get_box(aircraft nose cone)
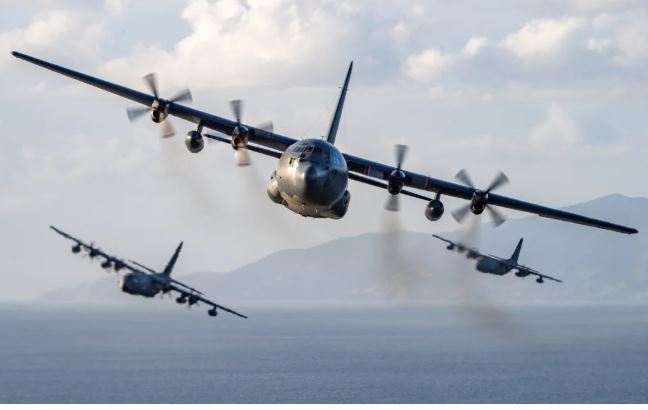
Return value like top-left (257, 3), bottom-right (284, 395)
top-left (296, 161), bottom-right (329, 204)
top-left (302, 163), bottom-right (319, 185)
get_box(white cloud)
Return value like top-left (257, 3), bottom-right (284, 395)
top-left (400, 9), bottom-right (648, 97)
top-left (501, 17), bottom-right (585, 60)
top-left (528, 105), bottom-right (580, 150)
top-left (402, 48), bottom-right (455, 83)
top-left (104, 0), bottom-right (129, 15)
top-left (462, 36), bottom-right (488, 56)
top-left (0, 6), bottom-right (118, 68)
top-left (99, 0), bottom-right (361, 89)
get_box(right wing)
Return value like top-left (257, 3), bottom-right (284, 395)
top-left (432, 234), bottom-right (483, 259)
top-left (12, 51), bottom-right (296, 153)
top-left (50, 225), bottom-right (136, 272)
top-left (169, 283), bottom-right (248, 319)
top-left (515, 265), bottom-right (563, 283)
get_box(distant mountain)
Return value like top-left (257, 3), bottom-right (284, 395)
top-left (39, 194), bottom-right (648, 305)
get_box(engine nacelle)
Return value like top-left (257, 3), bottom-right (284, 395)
top-left (71, 244), bottom-right (81, 254)
top-left (185, 131), bottom-right (204, 153)
top-left (208, 308), bottom-right (218, 317)
top-left (231, 125), bottom-right (249, 150)
top-left (176, 295), bottom-right (187, 304)
top-left (425, 199), bottom-right (444, 221)
top-left (387, 169), bottom-right (405, 195)
top-left (515, 270), bottom-right (530, 277)
top-left (536, 277), bottom-right (544, 284)
top-left (101, 260), bottom-right (112, 269)
top-left (188, 294), bottom-right (199, 306)
top-left (150, 100), bottom-right (168, 123)
top-left (470, 191), bottom-right (488, 215)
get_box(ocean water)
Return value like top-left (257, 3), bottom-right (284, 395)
top-left (1, 304), bottom-right (647, 403)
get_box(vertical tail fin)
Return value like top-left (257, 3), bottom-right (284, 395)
top-left (163, 241), bottom-right (183, 277)
top-left (509, 238), bottom-right (523, 264)
top-left (326, 61), bottom-right (353, 145)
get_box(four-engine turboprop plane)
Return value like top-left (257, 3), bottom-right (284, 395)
top-left (50, 226), bottom-right (247, 318)
top-left (13, 51), bottom-right (638, 234)
top-left (432, 234), bottom-right (562, 284)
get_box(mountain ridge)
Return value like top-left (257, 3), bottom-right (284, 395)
top-left (38, 193), bottom-right (648, 305)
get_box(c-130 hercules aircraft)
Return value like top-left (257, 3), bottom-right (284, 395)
top-left (12, 51), bottom-right (638, 235)
top-left (432, 234), bottom-right (562, 284)
top-left (51, 226), bottom-right (247, 319)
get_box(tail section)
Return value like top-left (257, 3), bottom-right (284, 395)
top-left (326, 61), bottom-right (353, 145)
top-left (509, 238), bottom-right (523, 264)
top-left (163, 241), bottom-right (183, 277)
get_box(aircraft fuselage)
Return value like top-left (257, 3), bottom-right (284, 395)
top-left (267, 138), bottom-right (350, 219)
top-left (119, 271), bottom-right (163, 297)
top-left (475, 256), bottom-right (512, 276)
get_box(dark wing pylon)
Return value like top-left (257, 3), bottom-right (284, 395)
top-left (16, 51), bottom-right (637, 235)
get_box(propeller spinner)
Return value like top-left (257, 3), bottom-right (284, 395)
top-left (126, 73), bottom-right (192, 138)
top-left (228, 99), bottom-right (273, 166)
top-left (385, 144), bottom-right (408, 212)
top-left (452, 169), bottom-right (509, 227)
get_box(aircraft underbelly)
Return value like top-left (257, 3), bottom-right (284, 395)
top-left (476, 258), bottom-right (508, 276)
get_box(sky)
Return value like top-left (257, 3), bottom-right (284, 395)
top-left (1, 0), bottom-right (648, 299)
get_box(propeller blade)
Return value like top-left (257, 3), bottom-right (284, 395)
top-left (452, 203), bottom-right (472, 223)
top-left (169, 88), bottom-right (193, 104)
top-left (126, 106), bottom-right (150, 122)
top-left (230, 99), bottom-right (243, 124)
top-left (143, 73), bottom-right (159, 99)
top-left (256, 121), bottom-right (274, 133)
top-left (385, 194), bottom-right (400, 212)
top-left (234, 148), bottom-right (251, 166)
top-left (160, 118), bottom-right (175, 138)
top-left (395, 144), bottom-right (408, 169)
top-left (486, 171), bottom-right (509, 193)
top-left (486, 205), bottom-right (507, 227)
top-left (455, 169), bottom-right (475, 189)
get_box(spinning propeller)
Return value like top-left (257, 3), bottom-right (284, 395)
top-left (385, 144), bottom-right (408, 212)
top-left (228, 99), bottom-right (273, 166)
top-left (452, 169), bottom-right (509, 227)
top-left (126, 73), bottom-right (193, 138)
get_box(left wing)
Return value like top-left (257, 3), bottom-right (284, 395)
top-left (17, 52), bottom-right (637, 235)
top-left (50, 225), bottom-right (136, 272)
top-left (169, 284), bottom-right (248, 319)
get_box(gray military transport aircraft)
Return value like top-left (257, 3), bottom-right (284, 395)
top-left (13, 51), bottom-right (638, 235)
top-left (50, 226), bottom-right (247, 318)
top-left (432, 234), bottom-right (562, 284)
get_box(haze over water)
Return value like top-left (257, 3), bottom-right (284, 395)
top-left (1, 304), bottom-right (647, 403)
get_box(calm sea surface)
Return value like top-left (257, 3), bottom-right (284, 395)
top-left (1, 304), bottom-right (647, 403)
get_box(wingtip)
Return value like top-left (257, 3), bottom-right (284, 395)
top-left (11, 51), bottom-right (20, 58)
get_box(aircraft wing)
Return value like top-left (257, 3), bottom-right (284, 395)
top-left (432, 234), bottom-right (483, 259)
top-left (11, 51), bottom-right (297, 152)
top-left (16, 52), bottom-right (637, 235)
top-left (515, 265), bottom-right (563, 283)
top-left (50, 226), bottom-right (136, 272)
top-left (169, 283), bottom-right (248, 319)
top-left (344, 155), bottom-right (637, 234)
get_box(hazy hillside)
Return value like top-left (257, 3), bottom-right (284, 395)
top-left (40, 194), bottom-right (648, 305)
